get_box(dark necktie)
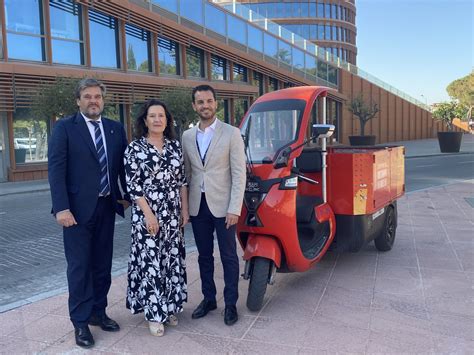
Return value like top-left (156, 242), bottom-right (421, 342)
top-left (90, 121), bottom-right (110, 196)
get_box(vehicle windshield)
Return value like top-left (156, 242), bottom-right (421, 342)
top-left (240, 99), bottom-right (306, 164)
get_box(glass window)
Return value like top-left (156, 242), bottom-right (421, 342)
top-left (318, 60), bottom-right (328, 82)
top-left (332, 4), bottom-right (337, 19)
top-left (325, 4), bottom-right (331, 18)
top-left (205, 3), bottom-right (226, 36)
top-left (5, 0), bottom-right (45, 61)
top-left (301, 2), bottom-right (309, 17)
top-left (328, 64), bottom-right (338, 85)
top-left (293, 48), bottom-right (304, 70)
top-left (325, 25), bottom-right (331, 40)
top-left (305, 53), bottom-right (317, 77)
top-left (233, 98), bottom-right (248, 127)
top-left (13, 108), bottom-right (49, 164)
top-left (233, 63), bottom-right (248, 82)
top-left (227, 16), bottom-right (246, 44)
top-left (309, 3), bottom-right (316, 17)
top-left (186, 45), bottom-right (205, 78)
top-left (332, 26), bottom-right (337, 41)
top-left (278, 40), bottom-right (291, 65)
top-left (89, 9), bottom-right (119, 68)
top-left (318, 24), bottom-right (324, 40)
top-left (317, 2), bottom-right (324, 18)
top-left (253, 72), bottom-right (264, 96)
top-left (263, 33), bottom-right (278, 59)
top-left (152, 0), bottom-right (177, 13)
top-left (7, 33), bottom-right (45, 61)
top-left (211, 54), bottom-right (228, 80)
top-left (158, 36), bottom-right (180, 75)
top-left (292, 3), bottom-right (300, 17)
top-left (275, 3), bottom-right (284, 17)
top-left (248, 24), bottom-right (263, 52)
top-left (268, 77), bottom-right (278, 92)
top-left (179, 0), bottom-right (203, 25)
top-left (50, 1), bottom-right (83, 65)
top-left (216, 99), bottom-right (229, 123)
top-left (125, 24), bottom-right (152, 72)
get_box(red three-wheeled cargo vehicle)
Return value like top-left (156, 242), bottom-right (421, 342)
top-left (237, 86), bottom-right (405, 311)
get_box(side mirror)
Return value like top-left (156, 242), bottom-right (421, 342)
top-left (312, 124), bottom-right (335, 141)
top-left (273, 146), bottom-right (292, 169)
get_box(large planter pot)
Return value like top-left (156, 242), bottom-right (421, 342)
top-left (349, 135), bottom-right (376, 146)
top-left (14, 148), bottom-right (26, 164)
top-left (437, 131), bottom-right (463, 153)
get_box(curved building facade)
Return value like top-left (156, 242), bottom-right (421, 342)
top-left (214, 0), bottom-right (357, 65)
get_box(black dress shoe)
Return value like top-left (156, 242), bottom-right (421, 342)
top-left (192, 299), bottom-right (217, 319)
top-left (224, 305), bottom-right (238, 326)
top-left (74, 326), bottom-right (94, 348)
top-left (89, 313), bottom-right (120, 332)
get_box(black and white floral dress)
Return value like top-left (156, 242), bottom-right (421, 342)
top-left (124, 137), bottom-right (187, 323)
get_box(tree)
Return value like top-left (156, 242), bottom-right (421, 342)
top-left (127, 44), bottom-right (137, 70)
top-left (159, 86), bottom-right (197, 136)
top-left (432, 101), bottom-right (467, 131)
top-left (447, 71), bottom-right (474, 120)
top-left (30, 77), bottom-right (78, 160)
top-left (347, 93), bottom-right (379, 136)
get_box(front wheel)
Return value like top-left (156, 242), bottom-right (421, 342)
top-left (374, 205), bottom-right (396, 251)
top-left (246, 257), bottom-right (272, 312)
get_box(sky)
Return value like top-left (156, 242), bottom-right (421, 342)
top-left (356, 0), bottom-right (473, 105)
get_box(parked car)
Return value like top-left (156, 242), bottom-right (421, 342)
top-left (14, 138), bottom-right (37, 151)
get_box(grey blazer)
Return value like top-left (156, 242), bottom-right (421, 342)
top-left (182, 119), bottom-right (246, 218)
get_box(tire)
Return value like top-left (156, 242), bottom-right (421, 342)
top-left (374, 206), bottom-right (396, 252)
top-left (246, 257), bottom-right (271, 312)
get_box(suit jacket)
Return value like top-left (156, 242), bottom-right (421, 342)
top-left (48, 112), bottom-right (129, 224)
top-left (182, 119), bottom-right (246, 218)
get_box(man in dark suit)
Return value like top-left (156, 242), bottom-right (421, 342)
top-left (48, 78), bottom-right (129, 349)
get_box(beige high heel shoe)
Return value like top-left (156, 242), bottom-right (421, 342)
top-left (167, 315), bottom-right (178, 326)
top-left (148, 321), bottom-right (164, 336)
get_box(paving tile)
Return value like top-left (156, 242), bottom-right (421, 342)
top-left (315, 302), bottom-right (371, 330)
top-left (302, 318), bottom-right (369, 353)
top-left (243, 316), bottom-right (309, 348)
top-left (328, 273), bottom-right (375, 293)
top-left (370, 307), bottom-right (432, 338)
top-left (417, 255), bottom-right (463, 271)
top-left (8, 313), bottom-right (71, 344)
top-left (366, 330), bottom-right (434, 354)
top-left (109, 327), bottom-right (185, 354)
top-left (0, 335), bottom-right (49, 353)
top-left (375, 263), bottom-right (420, 280)
top-left (19, 294), bottom-right (68, 316)
top-left (425, 294), bottom-right (474, 318)
top-left (434, 335), bottom-right (474, 354)
top-left (0, 309), bottom-right (45, 336)
top-left (175, 311), bottom-right (255, 339)
top-left (374, 276), bottom-right (424, 296)
top-left (430, 313), bottom-right (474, 341)
top-left (227, 339), bottom-right (300, 354)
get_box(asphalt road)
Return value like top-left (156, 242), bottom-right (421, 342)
top-left (0, 154), bottom-right (473, 312)
top-left (405, 154), bottom-right (474, 192)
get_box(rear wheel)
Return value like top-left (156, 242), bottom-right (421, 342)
top-left (246, 257), bottom-right (271, 312)
top-left (374, 206), bottom-right (396, 251)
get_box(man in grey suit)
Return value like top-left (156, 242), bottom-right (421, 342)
top-left (182, 84), bottom-right (246, 325)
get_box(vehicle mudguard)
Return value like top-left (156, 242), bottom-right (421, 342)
top-left (243, 234), bottom-right (282, 268)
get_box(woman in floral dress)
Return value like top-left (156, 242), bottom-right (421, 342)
top-left (124, 99), bottom-right (189, 336)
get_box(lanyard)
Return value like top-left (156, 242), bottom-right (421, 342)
top-left (196, 135), bottom-right (211, 165)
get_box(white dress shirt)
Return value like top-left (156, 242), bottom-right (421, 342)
top-left (196, 118), bottom-right (217, 192)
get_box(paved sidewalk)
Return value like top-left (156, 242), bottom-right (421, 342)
top-left (0, 180), bottom-right (473, 354)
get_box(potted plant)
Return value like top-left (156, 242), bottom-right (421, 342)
top-left (447, 71), bottom-right (473, 131)
top-left (347, 93), bottom-right (379, 146)
top-left (432, 101), bottom-right (466, 153)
